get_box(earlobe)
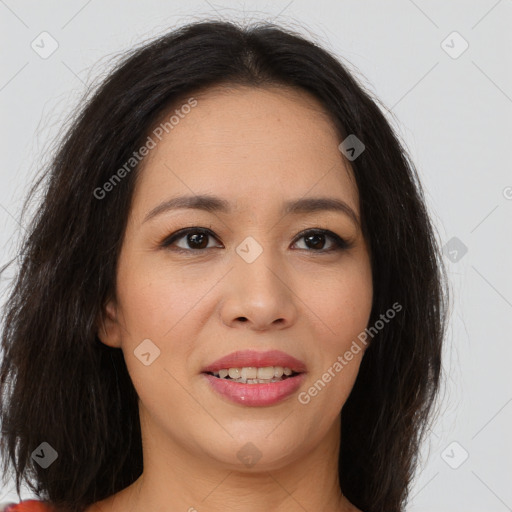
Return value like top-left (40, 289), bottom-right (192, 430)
top-left (96, 299), bottom-right (122, 348)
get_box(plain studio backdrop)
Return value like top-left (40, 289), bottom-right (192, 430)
top-left (0, 1), bottom-right (510, 511)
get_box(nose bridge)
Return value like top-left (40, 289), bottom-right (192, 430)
top-left (220, 233), bottom-right (297, 329)
top-left (233, 234), bottom-right (284, 293)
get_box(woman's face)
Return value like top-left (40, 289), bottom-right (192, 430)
top-left (100, 85), bottom-right (373, 472)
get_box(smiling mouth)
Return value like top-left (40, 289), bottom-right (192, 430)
top-left (204, 366), bottom-right (301, 384)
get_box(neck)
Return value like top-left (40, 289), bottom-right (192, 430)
top-left (102, 413), bottom-right (357, 512)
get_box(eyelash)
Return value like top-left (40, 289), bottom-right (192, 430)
top-left (159, 227), bottom-right (352, 255)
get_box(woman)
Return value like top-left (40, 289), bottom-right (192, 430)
top-left (0, 19), bottom-right (447, 512)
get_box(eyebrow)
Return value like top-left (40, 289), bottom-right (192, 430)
top-left (143, 194), bottom-right (360, 228)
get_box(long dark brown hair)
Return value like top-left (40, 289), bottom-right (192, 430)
top-left (0, 19), bottom-right (448, 512)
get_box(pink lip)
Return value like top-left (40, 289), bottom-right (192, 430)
top-left (201, 349), bottom-right (307, 373)
top-left (202, 372), bottom-right (306, 407)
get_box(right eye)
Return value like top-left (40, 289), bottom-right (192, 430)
top-left (160, 227), bottom-right (223, 252)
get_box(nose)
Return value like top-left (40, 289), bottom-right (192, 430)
top-left (219, 242), bottom-right (298, 332)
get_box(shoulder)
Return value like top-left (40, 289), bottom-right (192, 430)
top-left (0, 500), bottom-right (55, 511)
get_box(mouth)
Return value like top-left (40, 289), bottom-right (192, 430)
top-left (202, 370), bottom-right (306, 407)
top-left (203, 366), bottom-right (302, 384)
top-left (200, 350), bottom-right (307, 407)
top-left (201, 349), bottom-right (307, 375)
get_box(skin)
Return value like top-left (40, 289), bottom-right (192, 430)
top-left (88, 85), bottom-right (372, 512)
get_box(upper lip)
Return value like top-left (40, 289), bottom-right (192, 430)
top-left (202, 349), bottom-right (307, 373)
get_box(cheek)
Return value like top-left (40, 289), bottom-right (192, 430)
top-left (307, 259), bottom-right (373, 342)
top-left (315, 283), bottom-right (371, 385)
top-left (113, 263), bottom-right (207, 402)
top-left (326, 282), bottom-right (372, 332)
top-left (116, 269), bottom-right (204, 416)
top-left (298, 260), bottom-right (372, 411)
top-left (117, 258), bottom-right (208, 341)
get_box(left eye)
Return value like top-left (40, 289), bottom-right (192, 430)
top-left (161, 227), bottom-right (350, 253)
top-left (293, 229), bottom-right (350, 252)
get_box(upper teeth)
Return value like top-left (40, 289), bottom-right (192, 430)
top-left (213, 366), bottom-right (293, 380)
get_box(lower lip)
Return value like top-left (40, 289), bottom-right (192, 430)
top-left (202, 373), bottom-right (306, 407)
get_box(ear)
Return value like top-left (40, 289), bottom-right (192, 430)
top-left (96, 297), bottom-right (122, 348)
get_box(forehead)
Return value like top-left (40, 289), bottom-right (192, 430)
top-left (133, 85), bottom-right (359, 217)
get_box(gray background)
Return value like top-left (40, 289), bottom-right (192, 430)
top-left (0, 1), bottom-right (511, 510)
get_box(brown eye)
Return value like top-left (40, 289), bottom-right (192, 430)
top-left (292, 229), bottom-right (351, 252)
top-left (161, 228), bottom-right (221, 251)
top-left (161, 227), bottom-right (351, 254)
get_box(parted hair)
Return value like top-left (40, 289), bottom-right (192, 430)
top-left (0, 19), bottom-right (448, 512)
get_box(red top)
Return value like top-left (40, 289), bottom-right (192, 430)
top-left (2, 500), bottom-right (55, 512)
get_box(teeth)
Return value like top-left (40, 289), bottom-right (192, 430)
top-left (212, 366), bottom-right (295, 382)
top-left (257, 367), bottom-right (275, 379)
top-left (274, 366), bottom-right (284, 378)
top-left (228, 368), bottom-right (241, 379)
top-left (240, 367), bottom-right (258, 379)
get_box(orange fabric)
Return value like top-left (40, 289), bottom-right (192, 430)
top-left (4, 500), bottom-right (54, 512)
